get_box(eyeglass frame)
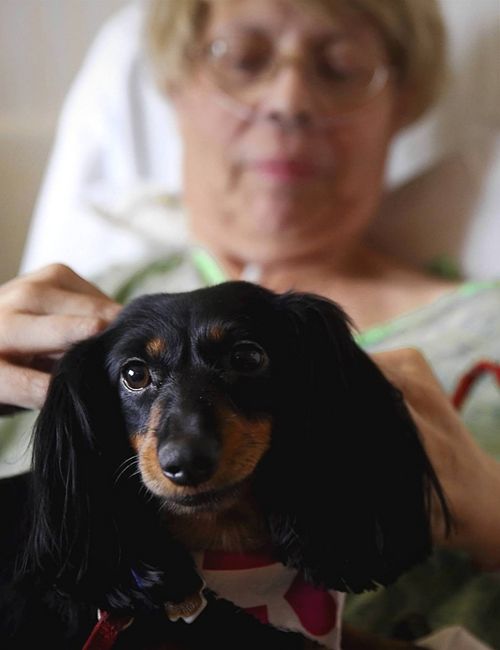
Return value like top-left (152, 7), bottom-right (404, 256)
top-left (188, 32), bottom-right (393, 118)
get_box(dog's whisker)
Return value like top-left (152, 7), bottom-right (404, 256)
top-left (113, 456), bottom-right (139, 484)
top-left (115, 456), bottom-right (137, 473)
top-left (114, 454), bottom-right (137, 475)
top-left (138, 482), bottom-right (156, 503)
top-left (158, 499), bottom-right (169, 511)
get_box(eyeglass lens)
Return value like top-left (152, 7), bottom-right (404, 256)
top-left (203, 29), bottom-right (388, 114)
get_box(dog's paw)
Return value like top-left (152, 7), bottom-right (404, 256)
top-left (128, 562), bottom-right (205, 610)
top-left (164, 589), bottom-right (207, 623)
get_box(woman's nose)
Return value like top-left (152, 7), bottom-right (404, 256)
top-left (258, 62), bottom-right (320, 128)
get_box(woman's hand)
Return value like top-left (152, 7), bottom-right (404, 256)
top-left (0, 264), bottom-right (121, 411)
top-left (373, 347), bottom-right (500, 571)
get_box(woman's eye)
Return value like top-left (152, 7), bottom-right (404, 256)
top-left (229, 341), bottom-right (268, 374)
top-left (209, 33), bottom-right (272, 77)
top-left (121, 360), bottom-right (152, 391)
top-left (231, 48), bottom-right (269, 74)
top-left (317, 39), bottom-right (375, 86)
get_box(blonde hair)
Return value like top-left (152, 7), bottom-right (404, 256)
top-left (145, 0), bottom-right (446, 125)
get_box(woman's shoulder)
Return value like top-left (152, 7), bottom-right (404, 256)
top-left (357, 276), bottom-right (500, 351)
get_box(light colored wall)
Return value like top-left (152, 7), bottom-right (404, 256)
top-left (0, 0), bottom-right (127, 283)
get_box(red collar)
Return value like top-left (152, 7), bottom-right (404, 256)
top-left (83, 610), bottom-right (186, 650)
top-left (82, 610), bottom-right (134, 650)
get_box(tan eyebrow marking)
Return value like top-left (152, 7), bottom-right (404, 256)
top-left (146, 337), bottom-right (167, 357)
top-left (208, 325), bottom-right (226, 342)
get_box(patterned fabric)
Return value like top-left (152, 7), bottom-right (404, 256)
top-left (194, 548), bottom-right (343, 649)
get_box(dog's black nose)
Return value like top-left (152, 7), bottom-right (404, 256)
top-left (158, 439), bottom-right (218, 487)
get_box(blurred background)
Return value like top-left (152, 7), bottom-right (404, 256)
top-left (0, 0), bottom-right (127, 283)
top-left (0, 0), bottom-right (499, 284)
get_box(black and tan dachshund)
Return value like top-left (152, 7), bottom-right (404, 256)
top-left (0, 281), bottom-right (449, 649)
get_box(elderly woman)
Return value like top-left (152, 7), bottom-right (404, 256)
top-left (1, 0), bottom-right (500, 647)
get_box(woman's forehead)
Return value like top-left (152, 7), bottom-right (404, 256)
top-left (204, 0), bottom-right (368, 36)
top-left (202, 0), bottom-right (387, 60)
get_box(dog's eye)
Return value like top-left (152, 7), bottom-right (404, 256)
top-left (121, 360), bottom-right (152, 391)
top-left (229, 341), bottom-right (268, 374)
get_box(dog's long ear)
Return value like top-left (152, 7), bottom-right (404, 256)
top-left (21, 325), bottom-right (203, 610)
top-left (257, 291), bottom-right (450, 593)
top-left (21, 330), bottom-right (133, 597)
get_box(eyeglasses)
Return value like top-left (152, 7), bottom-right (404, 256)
top-left (194, 30), bottom-right (390, 117)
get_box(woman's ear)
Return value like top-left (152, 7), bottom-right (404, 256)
top-left (257, 291), bottom-right (449, 593)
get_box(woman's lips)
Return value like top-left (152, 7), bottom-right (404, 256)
top-left (250, 158), bottom-right (318, 181)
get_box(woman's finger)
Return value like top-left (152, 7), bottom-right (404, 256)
top-left (0, 284), bottom-right (121, 320)
top-left (0, 264), bottom-right (115, 307)
top-left (0, 360), bottom-right (50, 410)
top-left (0, 312), bottom-right (111, 356)
top-left (14, 263), bottom-right (111, 298)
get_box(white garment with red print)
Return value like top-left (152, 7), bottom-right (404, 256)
top-left (193, 548), bottom-right (344, 649)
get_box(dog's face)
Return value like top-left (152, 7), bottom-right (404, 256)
top-left (28, 281), bottom-right (449, 596)
top-left (107, 283), bottom-right (285, 513)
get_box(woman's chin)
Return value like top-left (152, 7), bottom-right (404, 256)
top-left (240, 193), bottom-right (316, 234)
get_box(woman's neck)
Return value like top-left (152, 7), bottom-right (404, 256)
top-left (218, 239), bottom-right (370, 281)
top-left (214, 244), bottom-right (458, 331)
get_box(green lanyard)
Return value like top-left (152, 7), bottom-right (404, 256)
top-left (191, 247), bottom-right (227, 286)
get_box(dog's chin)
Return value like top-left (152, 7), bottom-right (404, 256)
top-left (162, 479), bottom-right (248, 515)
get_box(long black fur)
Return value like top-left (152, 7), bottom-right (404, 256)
top-left (0, 281), bottom-right (449, 648)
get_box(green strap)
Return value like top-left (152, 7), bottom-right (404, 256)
top-left (113, 248), bottom-right (228, 304)
top-left (191, 248), bottom-right (228, 286)
top-left (113, 254), bottom-right (185, 304)
top-left (355, 280), bottom-right (498, 348)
